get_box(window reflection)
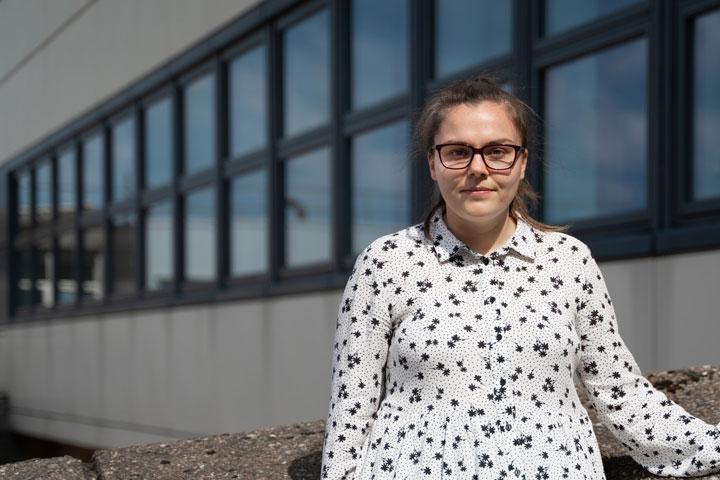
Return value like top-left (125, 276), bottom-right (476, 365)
top-left (112, 115), bottom-right (137, 202)
top-left (185, 188), bottom-right (216, 283)
top-left (36, 236), bottom-right (54, 307)
top-left (545, 0), bottom-right (638, 35)
top-left (145, 96), bottom-right (174, 189)
top-left (17, 171), bottom-right (31, 231)
top-left (111, 213), bottom-right (137, 296)
top-left (83, 133), bottom-right (105, 213)
top-left (231, 169), bottom-right (268, 276)
top-left (283, 10), bottom-right (329, 136)
top-left (81, 227), bottom-right (104, 300)
top-left (285, 147), bottom-right (330, 268)
top-left (36, 160), bottom-right (52, 224)
top-left (230, 46), bottom-right (267, 157)
top-left (352, 0), bottom-right (407, 109)
top-left (544, 39), bottom-right (647, 223)
top-left (692, 9), bottom-right (720, 200)
top-left (146, 201), bottom-right (174, 291)
top-left (58, 147), bottom-right (76, 223)
top-left (57, 231), bottom-right (77, 304)
top-left (15, 247), bottom-right (33, 308)
top-left (435, 0), bottom-right (511, 78)
top-left (352, 121), bottom-right (409, 254)
top-left (184, 73), bottom-right (216, 175)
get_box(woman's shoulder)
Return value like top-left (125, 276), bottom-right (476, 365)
top-left (528, 222), bottom-right (594, 266)
top-left (352, 222), bottom-right (431, 266)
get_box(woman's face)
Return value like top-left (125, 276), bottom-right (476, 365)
top-left (427, 101), bottom-right (527, 226)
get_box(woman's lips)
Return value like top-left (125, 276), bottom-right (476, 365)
top-left (462, 188), bottom-right (495, 197)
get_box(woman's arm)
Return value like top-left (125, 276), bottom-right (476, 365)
top-left (574, 244), bottom-right (720, 477)
top-left (320, 243), bottom-right (393, 480)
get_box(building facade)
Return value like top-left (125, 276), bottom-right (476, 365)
top-left (0, 0), bottom-right (719, 450)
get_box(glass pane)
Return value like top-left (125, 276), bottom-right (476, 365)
top-left (15, 247), bottom-right (33, 308)
top-left (82, 133), bottom-right (105, 213)
top-left (545, 0), bottom-right (638, 35)
top-left (435, 0), bottom-right (512, 78)
top-left (230, 46), bottom-right (267, 157)
top-left (544, 39), bottom-right (647, 223)
top-left (145, 96), bottom-right (174, 189)
top-left (82, 226), bottom-right (104, 300)
top-left (58, 147), bottom-right (76, 222)
top-left (112, 115), bottom-right (137, 202)
top-left (36, 236), bottom-right (54, 307)
top-left (352, 0), bottom-right (408, 109)
top-left (17, 171), bottom-right (31, 231)
top-left (283, 10), bottom-right (329, 136)
top-left (36, 160), bottom-right (52, 224)
top-left (285, 147), bottom-right (331, 267)
top-left (230, 169), bottom-right (268, 276)
top-left (693, 9), bottom-right (720, 200)
top-left (352, 121), bottom-right (409, 254)
top-left (57, 231), bottom-right (77, 304)
top-left (183, 73), bottom-right (216, 175)
top-left (111, 212), bottom-right (137, 296)
top-left (145, 201), bottom-right (174, 291)
top-left (185, 187), bottom-right (216, 283)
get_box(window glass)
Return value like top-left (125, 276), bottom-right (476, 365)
top-left (285, 147), bottom-right (331, 268)
top-left (229, 46), bottom-right (267, 157)
top-left (36, 236), bottom-right (54, 307)
top-left (17, 171), bottom-right (31, 231)
top-left (184, 187), bottom-right (216, 283)
top-left (544, 39), bottom-right (647, 223)
top-left (112, 115), bottom-right (136, 202)
top-left (82, 133), bottom-right (105, 213)
top-left (111, 212), bottom-right (137, 296)
top-left (15, 247), bottom-right (33, 308)
top-left (183, 73), bottom-right (216, 175)
top-left (545, 0), bottom-right (638, 35)
top-left (145, 96), bottom-right (174, 189)
top-left (145, 201), bottom-right (174, 291)
top-left (230, 169), bottom-right (268, 276)
top-left (58, 147), bottom-right (76, 223)
top-left (36, 160), bottom-right (53, 224)
top-left (351, 121), bottom-right (409, 254)
top-left (81, 226), bottom-right (104, 300)
top-left (435, 0), bottom-right (512, 78)
top-left (57, 231), bottom-right (77, 304)
top-left (352, 0), bottom-right (407, 109)
top-left (283, 10), bottom-right (329, 136)
top-left (692, 9), bottom-right (720, 200)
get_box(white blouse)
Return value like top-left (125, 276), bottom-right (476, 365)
top-left (320, 209), bottom-right (720, 479)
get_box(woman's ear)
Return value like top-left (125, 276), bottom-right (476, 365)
top-left (427, 152), bottom-right (437, 181)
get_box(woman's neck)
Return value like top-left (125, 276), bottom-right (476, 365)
top-left (443, 207), bottom-right (516, 257)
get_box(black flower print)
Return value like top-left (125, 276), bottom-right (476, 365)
top-left (320, 211), bottom-right (720, 479)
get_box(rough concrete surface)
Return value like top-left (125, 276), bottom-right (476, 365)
top-left (1, 365), bottom-right (720, 479)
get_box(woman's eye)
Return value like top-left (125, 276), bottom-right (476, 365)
top-left (448, 148), bottom-right (469, 158)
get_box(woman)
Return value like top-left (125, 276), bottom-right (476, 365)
top-left (319, 76), bottom-right (720, 479)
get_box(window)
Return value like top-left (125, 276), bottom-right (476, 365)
top-left (544, 39), bottom-right (647, 223)
top-left (58, 147), bottom-right (76, 223)
top-left (144, 96), bottom-right (174, 189)
top-left (57, 231), bottom-right (77, 304)
top-left (691, 8), bottom-right (720, 201)
top-left (434, 0), bottom-right (511, 78)
top-left (544, 0), bottom-right (639, 36)
top-left (16, 171), bottom-right (31, 231)
top-left (284, 147), bottom-right (331, 268)
top-left (111, 212), bottom-right (137, 296)
top-left (351, 121), bottom-right (409, 254)
top-left (230, 170), bottom-right (268, 277)
top-left (82, 133), bottom-right (105, 213)
top-left (183, 73), bottom-right (216, 175)
top-left (145, 201), bottom-right (174, 291)
top-left (111, 114), bottom-right (137, 202)
top-left (351, 0), bottom-right (408, 109)
top-left (81, 226), bottom-right (104, 301)
top-left (184, 187), bottom-right (216, 283)
top-left (15, 247), bottom-right (33, 308)
top-left (36, 160), bottom-right (53, 225)
top-left (229, 46), bottom-right (267, 157)
top-left (283, 10), bottom-right (329, 136)
top-left (36, 236), bottom-right (54, 307)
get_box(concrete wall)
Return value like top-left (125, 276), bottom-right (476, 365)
top-left (0, 0), bottom-right (260, 166)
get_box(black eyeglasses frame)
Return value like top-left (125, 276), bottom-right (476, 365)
top-left (430, 143), bottom-right (527, 170)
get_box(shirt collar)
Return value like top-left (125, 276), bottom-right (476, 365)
top-left (428, 208), bottom-right (537, 263)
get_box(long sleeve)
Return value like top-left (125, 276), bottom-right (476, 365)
top-left (320, 244), bottom-right (394, 480)
top-left (573, 245), bottom-right (720, 477)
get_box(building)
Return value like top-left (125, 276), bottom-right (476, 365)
top-left (0, 0), bottom-right (719, 452)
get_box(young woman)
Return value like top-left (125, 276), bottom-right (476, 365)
top-left (320, 76), bottom-right (720, 479)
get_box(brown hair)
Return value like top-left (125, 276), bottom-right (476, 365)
top-left (414, 74), bottom-right (569, 238)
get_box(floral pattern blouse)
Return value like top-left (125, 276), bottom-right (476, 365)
top-left (320, 209), bottom-right (720, 480)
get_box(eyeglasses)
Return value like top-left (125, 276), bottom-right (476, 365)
top-left (431, 143), bottom-right (527, 170)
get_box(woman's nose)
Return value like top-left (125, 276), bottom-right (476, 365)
top-left (467, 152), bottom-right (489, 176)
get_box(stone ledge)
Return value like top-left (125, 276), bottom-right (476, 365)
top-left (1, 365), bottom-right (719, 479)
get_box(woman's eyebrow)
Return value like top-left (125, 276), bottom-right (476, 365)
top-left (440, 138), bottom-right (517, 145)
